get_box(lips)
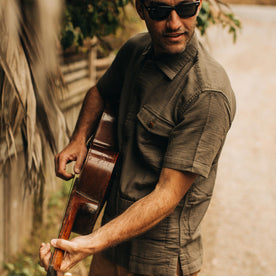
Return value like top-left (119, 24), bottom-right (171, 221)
top-left (164, 32), bottom-right (184, 37)
top-left (163, 32), bottom-right (185, 42)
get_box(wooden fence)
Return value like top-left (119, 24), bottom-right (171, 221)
top-left (0, 41), bottom-right (114, 272)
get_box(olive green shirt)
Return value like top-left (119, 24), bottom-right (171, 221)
top-left (97, 32), bottom-right (236, 275)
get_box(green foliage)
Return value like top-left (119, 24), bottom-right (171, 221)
top-left (61, 0), bottom-right (131, 50)
top-left (3, 254), bottom-right (45, 276)
top-left (197, 0), bottom-right (241, 43)
top-left (223, 12), bottom-right (242, 42)
top-left (47, 179), bottom-right (72, 208)
top-left (197, 1), bottom-right (215, 36)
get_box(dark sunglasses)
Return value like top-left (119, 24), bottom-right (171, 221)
top-left (142, 1), bottom-right (200, 21)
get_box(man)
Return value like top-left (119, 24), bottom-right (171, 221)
top-left (40, 0), bottom-right (236, 275)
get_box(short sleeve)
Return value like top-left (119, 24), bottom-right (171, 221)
top-left (163, 92), bottom-right (232, 178)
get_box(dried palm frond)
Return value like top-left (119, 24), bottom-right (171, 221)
top-left (0, 0), bottom-right (68, 191)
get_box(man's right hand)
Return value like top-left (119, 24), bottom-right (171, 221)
top-left (54, 140), bottom-right (88, 180)
top-left (54, 86), bottom-right (104, 180)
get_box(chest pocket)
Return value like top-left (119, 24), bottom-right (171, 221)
top-left (136, 105), bottom-right (174, 170)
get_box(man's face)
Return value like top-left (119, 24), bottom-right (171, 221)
top-left (136, 0), bottom-right (202, 56)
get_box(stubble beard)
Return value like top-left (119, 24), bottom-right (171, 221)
top-left (154, 23), bottom-right (196, 56)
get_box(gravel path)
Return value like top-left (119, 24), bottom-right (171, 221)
top-left (200, 5), bottom-right (276, 276)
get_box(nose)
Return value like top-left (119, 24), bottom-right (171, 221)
top-left (166, 10), bottom-right (182, 30)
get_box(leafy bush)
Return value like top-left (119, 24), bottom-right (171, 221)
top-left (197, 1), bottom-right (241, 42)
top-left (61, 0), bottom-right (131, 50)
top-left (3, 255), bottom-right (45, 276)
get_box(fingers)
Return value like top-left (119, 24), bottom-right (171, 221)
top-left (74, 150), bottom-right (87, 174)
top-left (50, 237), bottom-right (91, 272)
top-left (54, 143), bottom-right (88, 180)
top-left (55, 153), bottom-right (75, 180)
top-left (51, 239), bottom-right (76, 253)
top-left (39, 239), bottom-right (78, 273)
top-left (51, 239), bottom-right (76, 272)
top-left (39, 242), bottom-right (51, 271)
top-left (51, 238), bottom-right (75, 253)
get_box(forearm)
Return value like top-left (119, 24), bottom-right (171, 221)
top-left (90, 187), bottom-right (173, 251)
top-left (71, 86), bottom-right (104, 143)
top-left (86, 169), bottom-right (197, 254)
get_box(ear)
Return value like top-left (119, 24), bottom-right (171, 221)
top-left (136, 0), bottom-right (145, 20)
top-left (196, 0), bottom-right (203, 16)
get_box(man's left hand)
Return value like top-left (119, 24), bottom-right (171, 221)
top-left (39, 236), bottom-right (92, 272)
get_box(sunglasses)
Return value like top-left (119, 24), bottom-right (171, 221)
top-left (141, 1), bottom-right (200, 21)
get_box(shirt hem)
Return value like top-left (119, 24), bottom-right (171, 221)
top-left (162, 159), bottom-right (210, 178)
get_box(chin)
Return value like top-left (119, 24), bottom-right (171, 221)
top-left (168, 47), bottom-right (186, 55)
top-left (161, 44), bottom-right (187, 55)
top-left (157, 38), bottom-right (189, 55)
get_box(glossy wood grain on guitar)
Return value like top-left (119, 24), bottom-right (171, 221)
top-left (47, 107), bottom-right (119, 275)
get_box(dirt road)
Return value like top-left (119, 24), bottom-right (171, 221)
top-left (200, 5), bottom-right (276, 276)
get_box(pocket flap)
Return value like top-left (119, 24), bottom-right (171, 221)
top-left (137, 106), bottom-right (174, 137)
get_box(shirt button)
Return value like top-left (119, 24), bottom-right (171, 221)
top-left (148, 121), bottom-right (154, 128)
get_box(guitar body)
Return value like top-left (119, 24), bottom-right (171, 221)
top-left (72, 109), bottom-right (119, 235)
top-left (47, 106), bottom-right (118, 274)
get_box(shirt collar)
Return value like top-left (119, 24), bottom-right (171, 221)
top-left (142, 32), bottom-right (199, 80)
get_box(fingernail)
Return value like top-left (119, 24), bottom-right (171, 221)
top-left (75, 168), bottom-right (80, 173)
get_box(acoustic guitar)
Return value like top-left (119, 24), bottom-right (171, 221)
top-left (47, 106), bottom-right (119, 275)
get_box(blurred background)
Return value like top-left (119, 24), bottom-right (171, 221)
top-left (200, 4), bottom-right (276, 276)
top-left (0, 0), bottom-right (275, 275)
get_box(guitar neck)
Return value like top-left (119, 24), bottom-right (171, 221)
top-left (48, 180), bottom-right (81, 271)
